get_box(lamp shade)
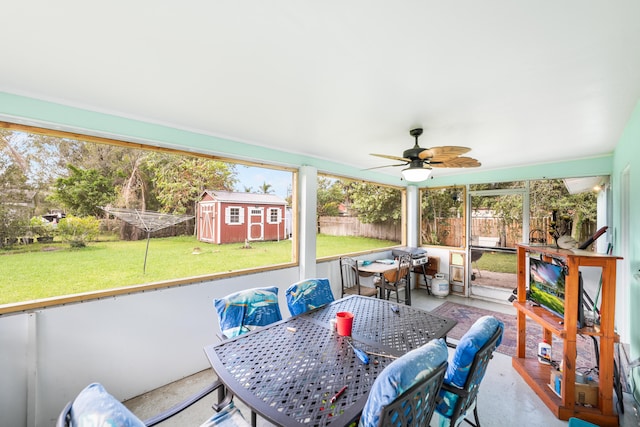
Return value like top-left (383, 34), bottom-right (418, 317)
top-left (401, 166), bottom-right (432, 182)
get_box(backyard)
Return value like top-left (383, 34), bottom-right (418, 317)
top-left (0, 234), bottom-right (398, 304)
top-left (474, 251), bottom-right (517, 274)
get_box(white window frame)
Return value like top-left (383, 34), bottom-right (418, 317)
top-left (267, 207), bottom-right (281, 224)
top-left (225, 206), bottom-right (244, 225)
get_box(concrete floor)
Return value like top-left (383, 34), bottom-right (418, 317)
top-left (124, 290), bottom-right (639, 427)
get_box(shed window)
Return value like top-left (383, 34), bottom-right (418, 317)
top-left (268, 208), bottom-right (281, 224)
top-left (225, 206), bottom-right (244, 224)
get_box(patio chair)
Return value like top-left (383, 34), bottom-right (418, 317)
top-left (213, 286), bottom-right (282, 339)
top-left (56, 381), bottom-right (225, 427)
top-left (433, 315), bottom-right (504, 427)
top-left (567, 418), bottom-right (599, 427)
top-left (375, 253), bottom-right (412, 304)
top-left (285, 277), bottom-right (335, 316)
top-left (359, 338), bottom-right (449, 427)
top-left (213, 286), bottom-right (283, 426)
top-left (202, 341), bottom-right (448, 427)
top-left (339, 256), bottom-right (379, 298)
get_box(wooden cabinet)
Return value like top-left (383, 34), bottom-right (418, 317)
top-left (512, 244), bottom-right (621, 426)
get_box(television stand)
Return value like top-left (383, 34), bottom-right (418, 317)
top-left (512, 244), bottom-right (621, 426)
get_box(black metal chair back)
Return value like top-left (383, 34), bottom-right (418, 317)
top-left (340, 256), bottom-right (378, 297)
top-left (378, 253), bottom-right (412, 304)
top-left (56, 402), bottom-right (72, 427)
top-left (378, 361), bottom-right (448, 427)
top-left (440, 325), bottom-right (503, 427)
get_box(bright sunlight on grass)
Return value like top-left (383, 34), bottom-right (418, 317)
top-left (475, 251), bottom-right (517, 274)
top-left (1, 234), bottom-right (398, 304)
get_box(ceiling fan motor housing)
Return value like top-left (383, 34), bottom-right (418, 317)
top-left (368, 126), bottom-right (479, 172)
top-left (403, 147), bottom-right (427, 161)
top-left (404, 128), bottom-right (427, 160)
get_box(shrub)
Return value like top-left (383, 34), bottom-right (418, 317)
top-left (57, 215), bottom-right (100, 248)
top-left (29, 217), bottom-right (56, 242)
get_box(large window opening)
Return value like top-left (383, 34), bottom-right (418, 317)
top-left (420, 186), bottom-right (466, 248)
top-left (467, 178), bottom-right (602, 292)
top-left (468, 185), bottom-right (525, 291)
top-left (0, 124), bottom-right (296, 306)
top-left (316, 175), bottom-right (403, 258)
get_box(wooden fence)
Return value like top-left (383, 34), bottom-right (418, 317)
top-left (326, 214), bottom-right (597, 248)
top-left (318, 216), bottom-right (401, 242)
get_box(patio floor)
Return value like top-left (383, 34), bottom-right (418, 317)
top-left (124, 291), bottom-right (638, 426)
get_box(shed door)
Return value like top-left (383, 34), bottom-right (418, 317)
top-left (248, 207), bottom-right (264, 240)
top-left (199, 203), bottom-right (215, 242)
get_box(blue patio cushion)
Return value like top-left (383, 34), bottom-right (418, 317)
top-left (70, 382), bottom-right (145, 427)
top-left (285, 278), bottom-right (335, 316)
top-left (214, 286), bottom-right (282, 338)
top-left (436, 315), bottom-right (504, 419)
top-left (359, 338), bottom-right (449, 427)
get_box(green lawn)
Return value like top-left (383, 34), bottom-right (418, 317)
top-left (474, 251), bottom-right (517, 274)
top-left (1, 234), bottom-right (398, 304)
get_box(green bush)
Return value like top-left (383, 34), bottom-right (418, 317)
top-left (57, 215), bottom-right (100, 248)
top-left (29, 217), bottom-right (56, 242)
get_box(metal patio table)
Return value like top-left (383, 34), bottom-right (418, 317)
top-left (357, 260), bottom-right (413, 306)
top-left (203, 295), bottom-right (457, 427)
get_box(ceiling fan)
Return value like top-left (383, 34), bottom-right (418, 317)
top-left (369, 128), bottom-right (481, 182)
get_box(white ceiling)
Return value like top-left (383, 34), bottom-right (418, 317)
top-left (2, 1), bottom-right (640, 180)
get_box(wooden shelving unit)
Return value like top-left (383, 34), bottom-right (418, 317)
top-left (512, 244), bottom-right (621, 426)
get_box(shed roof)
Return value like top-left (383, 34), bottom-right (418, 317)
top-left (200, 190), bottom-right (287, 206)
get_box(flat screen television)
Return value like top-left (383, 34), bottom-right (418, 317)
top-left (529, 258), bottom-right (585, 327)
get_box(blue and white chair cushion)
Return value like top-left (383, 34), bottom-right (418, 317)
top-left (214, 286), bottom-right (282, 338)
top-left (69, 382), bottom-right (145, 427)
top-left (435, 315), bottom-right (504, 420)
top-left (359, 338), bottom-right (449, 427)
top-left (286, 278), bottom-right (334, 316)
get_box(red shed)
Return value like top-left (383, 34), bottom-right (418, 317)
top-left (197, 190), bottom-right (288, 244)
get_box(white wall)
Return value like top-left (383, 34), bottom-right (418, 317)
top-left (0, 255), bottom-right (386, 427)
top-left (0, 267), bottom-right (305, 427)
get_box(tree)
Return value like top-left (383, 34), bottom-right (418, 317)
top-left (345, 181), bottom-right (402, 224)
top-left (317, 177), bottom-right (344, 217)
top-left (469, 179), bottom-right (597, 245)
top-left (0, 130), bottom-right (28, 175)
top-left (144, 153), bottom-right (237, 215)
top-left (50, 165), bottom-right (117, 217)
top-left (421, 187), bottom-right (463, 245)
top-left (259, 181), bottom-right (273, 194)
top-left (57, 215), bottom-right (100, 248)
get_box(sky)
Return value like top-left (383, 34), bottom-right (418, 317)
top-left (233, 165), bottom-right (292, 199)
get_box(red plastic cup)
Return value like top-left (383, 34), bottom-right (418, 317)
top-left (336, 311), bottom-right (354, 336)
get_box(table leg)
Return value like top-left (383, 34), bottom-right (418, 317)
top-left (406, 270), bottom-right (411, 306)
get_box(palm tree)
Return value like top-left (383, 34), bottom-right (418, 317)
top-left (259, 182), bottom-right (273, 194)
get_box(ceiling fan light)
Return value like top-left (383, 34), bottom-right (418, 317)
top-left (401, 166), bottom-right (432, 182)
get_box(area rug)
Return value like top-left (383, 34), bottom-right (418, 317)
top-left (431, 301), bottom-right (598, 377)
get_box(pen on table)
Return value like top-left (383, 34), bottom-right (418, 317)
top-left (330, 385), bottom-right (348, 403)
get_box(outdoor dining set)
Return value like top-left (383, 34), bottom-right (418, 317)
top-left (56, 275), bottom-right (504, 427)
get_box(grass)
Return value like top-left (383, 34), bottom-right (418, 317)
top-left (1, 234), bottom-right (398, 305)
top-left (316, 234), bottom-right (398, 257)
top-left (474, 251), bottom-right (517, 274)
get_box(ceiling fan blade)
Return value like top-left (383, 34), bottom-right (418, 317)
top-left (418, 146), bottom-right (471, 161)
top-left (363, 163), bottom-right (409, 171)
top-left (371, 153), bottom-right (410, 162)
top-left (430, 157), bottom-right (481, 168)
